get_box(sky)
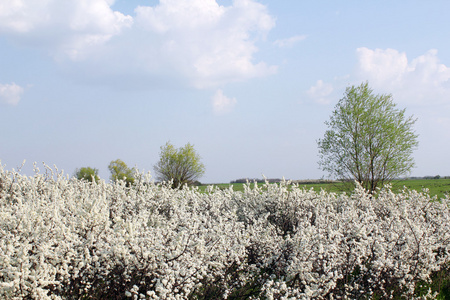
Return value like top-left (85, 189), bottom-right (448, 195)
top-left (1, 0), bottom-right (450, 183)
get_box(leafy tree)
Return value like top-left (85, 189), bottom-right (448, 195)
top-left (108, 159), bottom-right (135, 186)
top-left (74, 167), bottom-right (100, 183)
top-left (317, 82), bottom-right (418, 193)
top-left (153, 141), bottom-right (205, 188)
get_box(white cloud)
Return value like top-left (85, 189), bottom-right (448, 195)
top-left (0, 0), bottom-right (133, 60)
top-left (212, 89), bottom-right (237, 114)
top-left (307, 80), bottom-right (334, 105)
top-left (133, 0), bottom-right (277, 88)
top-left (274, 35), bottom-right (306, 48)
top-left (356, 48), bottom-right (408, 88)
top-left (356, 47), bottom-right (450, 105)
top-left (0, 0), bottom-right (277, 89)
top-left (0, 83), bottom-right (24, 105)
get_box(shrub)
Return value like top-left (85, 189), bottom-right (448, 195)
top-left (1, 164), bottom-right (449, 299)
top-left (74, 166), bottom-right (100, 183)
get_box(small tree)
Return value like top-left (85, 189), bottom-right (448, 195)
top-left (317, 82), bottom-right (418, 193)
top-left (108, 159), bottom-right (135, 186)
top-left (74, 167), bottom-right (100, 183)
top-left (153, 141), bottom-right (205, 188)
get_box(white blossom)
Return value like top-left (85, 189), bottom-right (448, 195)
top-left (0, 163), bottom-right (449, 299)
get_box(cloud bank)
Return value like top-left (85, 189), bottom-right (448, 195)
top-left (308, 48), bottom-right (450, 107)
top-left (0, 0), bottom-right (277, 89)
top-left (0, 0), bottom-right (133, 60)
top-left (356, 47), bottom-right (450, 105)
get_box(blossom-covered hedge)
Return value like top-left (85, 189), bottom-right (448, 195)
top-left (1, 164), bottom-right (450, 299)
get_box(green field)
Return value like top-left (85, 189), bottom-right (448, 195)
top-left (199, 178), bottom-right (450, 199)
top-left (390, 178), bottom-right (450, 199)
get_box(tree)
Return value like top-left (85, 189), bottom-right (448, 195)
top-left (317, 82), bottom-right (418, 193)
top-left (108, 159), bottom-right (135, 186)
top-left (74, 167), bottom-right (100, 183)
top-left (153, 141), bottom-right (205, 188)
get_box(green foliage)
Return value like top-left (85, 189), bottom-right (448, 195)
top-left (153, 141), bottom-right (205, 189)
top-left (415, 263), bottom-right (450, 299)
top-left (317, 82), bottom-right (419, 193)
top-left (74, 167), bottom-right (100, 183)
top-left (108, 159), bottom-right (135, 186)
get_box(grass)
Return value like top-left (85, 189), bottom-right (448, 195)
top-left (390, 178), bottom-right (450, 199)
top-left (198, 178), bottom-right (450, 199)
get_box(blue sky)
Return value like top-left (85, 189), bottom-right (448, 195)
top-left (1, 0), bottom-right (449, 183)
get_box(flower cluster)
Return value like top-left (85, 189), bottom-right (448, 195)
top-left (1, 164), bottom-right (449, 299)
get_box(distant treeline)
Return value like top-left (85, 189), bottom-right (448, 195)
top-left (407, 175), bottom-right (450, 180)
top-left (230, 178), bottom-right (283, 184)
top-left (230, 178), bottom-right (336, 184)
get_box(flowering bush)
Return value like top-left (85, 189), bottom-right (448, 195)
top-left (1, 163), bottom-right (450, 299)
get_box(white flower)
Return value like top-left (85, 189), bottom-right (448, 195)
top-left (1, 164), bottom-right (449, 299)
